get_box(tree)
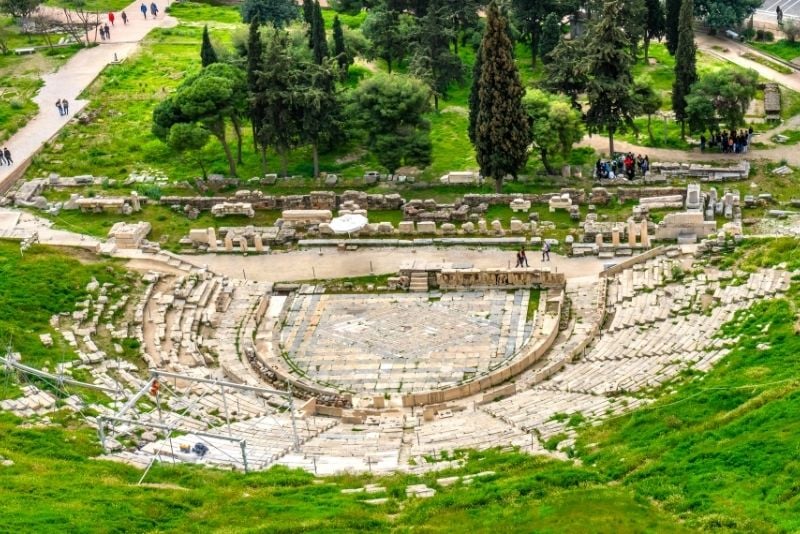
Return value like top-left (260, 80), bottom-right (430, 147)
top-left (643, 0), bottom-right (665, 62)
top-left (541, 39), bottom-right (589, 110)
top-left (311, 0), bottom-right (329, 64)
top-left (467, 43), bottom-right (482, 145)
top-left (332, 15), bottom-right (351, 75)
top-left (201, 25), bottom-right (218, 67)
top-left (302, 0), bottom-right (314, 25)
top-left (524, 89), bottom-right (583, 174)
top-left (784, 20), bottom-right (800, 43)
top-left (241, 0), bottom-right (299, 27)
top-left (246, 18), bottom-right (267, 169)
top-left (511, 0), bottom-right (575, 67)
top-left (330, 0), bottom-right (365, 14)
top-left (632, 77), bottom-right (662, 142)
top-left (441, 0), bottom-right (480, 54)
top-left (473, 3), bottom-right (530, 192)
top-left (620, 0), bottom-right (646, 59)
top-left (410, 0), bottom-right (463, 111)
top-left (584, 0), bottom-right (638, 156)
top-left (695, 0), bottom-right (760, 32)
top-left (538, 12), bottom-right (560, 64)
top-left (168, 123), bottom-right (211, 178)
top-left (349, 73), bottom-right (432, 173)
top-left (362, 2), bottom-right (415, 73)
top-left (686, 68), bottom-right (758, 133)
top-left (672, 0), bottom-right (697, 138)
top-left (254, 30), bottom-right (305, 176)
top-left (665, 0), bottom-right (680, 54)
top-left (298, 61), bottom-right (344, 178)
top-left (153, 64), bottom-right (248, 176)
top-left (0, 0), bottom-right (41, 19)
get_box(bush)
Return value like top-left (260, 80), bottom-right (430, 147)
top-left (756, 29), bottom-right (775, 42)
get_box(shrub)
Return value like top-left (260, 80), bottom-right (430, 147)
top-left (784, 20), bottom-right (800, 42)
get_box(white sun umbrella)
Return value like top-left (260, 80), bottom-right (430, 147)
top-left (329, 213), bottom-right (369, 236)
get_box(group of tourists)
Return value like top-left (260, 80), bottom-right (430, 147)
top-left (99, 23), bottom-right (112, 40)
top-left (55, 99), bottom-right (70, 116)
top-left (595, 153), bottom-right (650, 180)
top-left (699, 129), bottom-right (752, 154)
top-left (141, 2), bottom-right (159, 19)
top-left (0, 148), bottom-right (14, 166)
top-left (514, 243), bottom-right (550, 266)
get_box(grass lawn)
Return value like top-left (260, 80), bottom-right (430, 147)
top-left (45, 0), bottom-right (134, 12)
top-left (750, 39), bottom-right (800, 62)
top-left (166, 1), bottom-right (242, 24)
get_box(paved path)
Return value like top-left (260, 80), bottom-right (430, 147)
top-left (190, 248), bottom-right (608, 283)
top-left (0, 1), bottom-right (176, 192)
top-left (0, 207), bottom-right (100, 248)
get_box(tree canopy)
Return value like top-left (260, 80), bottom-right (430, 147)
top-left (241, 0), bottom-right (299, 27)
top-left (524, 89), bottom-right (583, 175)
top-left (686, 68), bottom-right (758, 133)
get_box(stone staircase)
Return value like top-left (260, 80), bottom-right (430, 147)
top-left (408, 271), bottom-right (429, 292)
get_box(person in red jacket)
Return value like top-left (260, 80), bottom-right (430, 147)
top-left (108, 11), bottom-right (115, 25)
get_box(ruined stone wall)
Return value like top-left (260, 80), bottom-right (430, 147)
top-left (433, 268), bottom-right (566, 289)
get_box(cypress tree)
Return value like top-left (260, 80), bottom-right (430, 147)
top-left (665, 0), bottom-right (681, 55)
top-left (332, 15), bottom-right (349, 75)
top-left (302, 0), bottom-right (314, 25)
top-left (201, 25), bottom-right (218, 67)
top-left (584, 0), bottom-right (637, 156)
top-left (467, 43), bottom-right (482, 145)
top-left (672, 0), bottom-right (697, 138)
top-left (644, 0), bottom-right (665, 62)
top-left (246, 18), bottom-right (266, 168)
top-left (538, 12), bottom-right (560, 64)
top-left (472, 3), bottom-right (530, 193)
top-left (311, 0), bottom-right (329, 65)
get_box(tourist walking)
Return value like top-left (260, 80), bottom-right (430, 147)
top-left (104, 23), bottom-right (110, 39)
top-left (140, 3), bottom-right (147, 18)
top-left (56, 99), bottom-right (63, 116)
top-left (150, 2), bottom-right (158, 18)
top-left (519, 247), bottom-right (529, 267)
top-left (542, 241), bottom-right (550, 262)
top-left (0, 149), bottom-right (6, 165)
top-left (121, 11), bottom-right (128, 24)
top-left (62, 98), bottom-right (69, 115)
top-left (108, 11), bottom-right (115, 25)
top-left (4, 148), bottom-right (12, 165)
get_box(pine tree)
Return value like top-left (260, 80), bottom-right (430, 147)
top-left (472, 3), bottom-right (530, 193)
top-left (584, 0), bottom-right (638, 156)
top-left (201, 25), bottom-right (218, 67)
top-left (538, 12), bottom-right (560, 64)
top-left (410, 0), bottom-right (463, 111)
top-left (332, 15), bottom-right (350, 75)
top-left (311, 0), bottom-right (329, 65)
top-left (644, 0), bottom-right (665, 62)
top-left (665, 0), bottom-right (681, 55)
top-left (302, 0), bottom-right (313, 25)
top-left (672, 0), bottom-right (697, 138)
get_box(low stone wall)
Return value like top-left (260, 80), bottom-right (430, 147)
top-left (599, 246), bottom-right (672, 277)
top-left (617, 187), bottom-right (687, 203)
top-left (160, 190), bottom-right (404, 213)
top-left (434, 268), bottom-right (566, 289)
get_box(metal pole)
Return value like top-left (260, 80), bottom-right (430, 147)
top-left (97, 416), bottom-right (107, 452)
top-left (240, 440), bottom-right (249, 473)
top-left (220, 384), bottom-right (232, 436)
top-left (288, 385), bottom-right (300, 451)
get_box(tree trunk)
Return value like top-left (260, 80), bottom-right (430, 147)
top-left (540, 148), bottom-right (555, 175)
top-left (386, 54), bottom-right (393, 73)
top-left (647, 114), bottom-right (654, 142)
top-left (453, 35), bottom-right (459, 55)
top-left (608, 127), bottom-right (615, 157)
top-left (494, 176), bottom-right (503, 193)
top-left (260, 145), bottom-right (268, 176)
top-left (530, 32), bottom-right (537, 67)
top-left (680, 119), bottom-right (686, 140)
top-left (433, 93), bottom-right (439, 112)
top-left (280, 147), bottom-right (288, 177)
top-left (232, 117), bottom-right (243, 165)
top-left (212, 123), bottom-right (237, 176)
top-left (644, 37), bottom-right (650, 62)
top-left (197, 158), bottom-right (208, 179)
top-left (312, 142), bottom-right (320, 178)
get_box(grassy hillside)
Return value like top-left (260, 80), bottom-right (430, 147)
top-left (1, 239), bottom-right (800, 532)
